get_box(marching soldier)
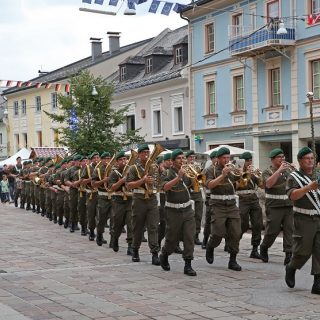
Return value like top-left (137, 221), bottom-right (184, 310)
top-left (109, 151), bottom-right (133, 255)
top-left (61, 158), bottom-right (72, 228)
top-left (22, 160), bottom-right (32, 211)
top-left (186, 150), bottom-right (203, 245)
top-left (38, 157), bottom-right (52, 216)
top-left (285, 147), bottom-right (320, 294)
top-left (202, 150), bottom-right (217, 249)
top-left (126, 143), bottom-right (160, 265)
top-left (91, 152), bottom-right (113, 246)
top-left (44, 162), bottom-right (55, 221)
top-left (52, 160), bottom-right (66, 226)
top-left (205, 147), bottom-right (242, 271)
top-left (236, 152), bottom-right (263, 259)
top-left (159, 149), bottom-right (197, 276)
top-left (260, 148), bottom-right (293, 265)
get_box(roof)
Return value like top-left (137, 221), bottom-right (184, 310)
top-left (29, 147), bottom-right (68, 159)
top-left (180, 0), bottom-right (213, 13)
top-left (3, 38), bottom-right (152, 96)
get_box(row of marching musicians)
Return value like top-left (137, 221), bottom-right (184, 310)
top-left (13, 144), bottom-right (320, 294)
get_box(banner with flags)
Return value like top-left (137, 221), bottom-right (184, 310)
top-left (148, 0), bottom-right (160, 13)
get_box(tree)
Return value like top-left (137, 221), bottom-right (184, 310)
top-left (45, 71), bottom-right (144, 155)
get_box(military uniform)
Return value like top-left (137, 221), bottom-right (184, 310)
top-left (60, 165), bottom-right (70, 227)
top-left (52, 166), bottom-right (65, 225)
top-left (21, 164), bottom-right (31, 210)
top-left (38, 165), bottom-right (49, 215)
top-left (77, 167), bottom-right (88, 235)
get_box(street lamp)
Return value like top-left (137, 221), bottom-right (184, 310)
top-left (307, 92), bottom-right (317, 171)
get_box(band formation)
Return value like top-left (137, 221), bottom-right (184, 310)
top-left (6, 144), bottom-right (320, 294)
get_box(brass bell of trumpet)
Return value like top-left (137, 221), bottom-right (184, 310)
top-left (182, 163), bottom-right (206, 184)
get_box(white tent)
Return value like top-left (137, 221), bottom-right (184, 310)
top-left (204, 144), bottom-right (254, 156)
top-left (125, 144), bottom-right (171, 156)
top-left (0, 148), bottom-right (31, 166)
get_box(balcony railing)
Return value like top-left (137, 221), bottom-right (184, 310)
top-left (229, 24), bottom-right (296, 57)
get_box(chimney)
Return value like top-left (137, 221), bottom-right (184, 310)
top-left (107, 32), bottom-right (121, 55)
top-left (90, 37), bottom-right (102, 62)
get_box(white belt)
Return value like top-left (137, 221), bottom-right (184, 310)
top-left (165, 200), bottom-right (191, 209)
top-left (210, 194), bottom-right (236, 200)
top-left (98, 191), bottom-right (108, 196)
top-left (265, 194), bottom-right (288, 200)
top-left (25, 181), bottom-right (31, 184)
top-left (53, 185), bottom-right (64, 191)
top-left (293, 206), bottom-right (320, 216)
top-left (133, 189), bottom-right (146, 194)
top-left (237, 190), bottom-right (255, 195)
top-left (85, 188), bottom-right (97, 194)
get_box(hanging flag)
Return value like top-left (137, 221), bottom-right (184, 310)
top-left (35, 82), bottom-right (42, 88)
top-left (6, 80), bottom-right (13, 87)
top-left (109, 0), bottom-right (119, 6)
top-left (65, 84), bottom-right (70, 93)
top-left (307, 13), bottom-right (320, 25)
top-left (128, 0), bottom-right (136, 9)
top-left (134, 0), bottom-right (147, 4)
top-left (16, 81), bottom-right (23, 87)
top-left (25, 81), bottom-right (32, 87)
top-left (173, 3), bottom-right (186, 13)
top-left (161, 2), bottom-right (173, 15)
top-left (82, 0), bottom-right (92, 3)
top-left (94, 0), bottom-right (104, 4)
top-left (55, 84), bottom-right (61, 92)
top-left (149, 0), bottom-right (160, 13)
top-left (45, 83), bottom-right (52, 89)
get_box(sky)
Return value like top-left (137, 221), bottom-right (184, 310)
top-left (0, 0), bottom-right (188, 82)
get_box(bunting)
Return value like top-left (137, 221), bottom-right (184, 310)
top-left (82, 0), bottom-right (92, 3)
top-left (149, 0), bottom-right (160, 13)
top-left (109, 0), bottom-right (119, 6)
top-left (94, 0), bottom-right (104, 4)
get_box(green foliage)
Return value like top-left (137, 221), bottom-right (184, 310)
top-left (45, 71), bottom-right (144, 155)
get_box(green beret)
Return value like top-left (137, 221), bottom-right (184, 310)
top-left (45, 157), bottom-right (52, 162)
top-left (217, 147), bottom-right (230, 157)
top-left (185, 150), bottom-right (195, 158)
top-left (138, 143), bottom-right (149, 153)
top-left (55, 163), bottom-right (61, 170)
top-left (27, 160), bottom-right (33, 164)
top-left (156, 156), bottom-right (164, 164)
top-left (60, 158), bottom-right (68, 165)
top-left (115, 151), bottom-right (126, 160)
top-left (240, 152), bottom-right (252, 160)
top-left (171, 148), bottom-right (184, 161)
top-left (297, 147), bottom-right (313, 160)
top-left (73, 154), bottom-right (82, 161)
top-left (209, 151), bottom-right (218, 159)
top-left (66, 157), bottom-right (73, 163)
top-left (163, 153), bottom-right (172, 161)
top-left (269, 148), bottom-right (284, 158)
top-left (101, 151), bottom-right (112, 159)
top-left (23, 161), bottom-right (28, 165)
top-left (89, 151), bottom-right (99, 160)
top-left (81, 155), bottom-right (88, 160)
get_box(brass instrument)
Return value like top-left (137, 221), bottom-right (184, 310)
top-left (104, 155), bottom-right (116, 197)
top-left (225, 160), bottom-right (243, 177)
top-left (121, 150), bottom-right (138, 200)
top-left (144, 143), bottom-right (166, 198)
top-left (182, 162), bottom-right (206, 191)
top-left (282, 161), bottom-right (296, 172)
top-left (239, 172), bottom-right (251, 188)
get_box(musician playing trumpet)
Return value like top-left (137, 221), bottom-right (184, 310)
top-left (285, 147), bottom-right (320, 294)
top-left (236, 152), bottom-right (263, 259)
top-left (260, 148), bottom-right (293, 265)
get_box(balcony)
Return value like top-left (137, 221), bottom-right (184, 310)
top-left (229, 24), bottom-right (296, 57)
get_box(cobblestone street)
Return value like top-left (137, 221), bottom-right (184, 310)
top-left (0, 204), bottom-right (319, 320)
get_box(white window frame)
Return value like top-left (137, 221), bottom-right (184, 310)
top-left (312, 0), bottom-right (320, 14)
top-left (312, 60), bottom-right (320, 100)
top-left (233, 74), bottom-right (245, 111)
top-left (204, 21), bottom-right (215, 54)
top-left (250, 4), bottom-right (257, 30)
top-left (266, 0), bottom-right (280, 19)
top-left (21, 99), bottom-right (26, 115)
top-left (35, 96), bottom-right (41, 112)
top-left (146, 57), bottom-right (153, 74)
top-left (175, 47), bottom-right (183, 64)
top-left (231, 12), bottom-right (243, 37)
top-left (206, 80), bottom-right (216, 115)
top-left (171, 93), bottom-right (184, 135)
top-left (270, 68), bottom-right (281, 106)
top-left (13, 101), bottom-right (19, 116)
top-left (121, 102), bottom-right (136, 134)
top-left (120, 66), bottom-right (126, 81)
top-left (151, 98), bottom-right (162, 137)
top-left (51, 93), bottom-right (57, 110)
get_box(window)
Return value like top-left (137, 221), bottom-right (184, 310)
top-left (53, 129), bottom-right (59, 147)
top-left (205, 23), bottom-right (214, 53)
top-left (13, 101), bottom-right (19, 116)
top-left (14, 134), bottom-right (20, 150)
top-left (120, 66), bottom-right (126, 81)
top-left (206, 81), bottom-right (216, 114)
top-left (35, 96), bottom-right (41, 112)
top-left (175, 47), bottom-right (183, 64)
top-left (37, 131), bottom-right (42, 147)
top-left (267, 0), bottom-right (279, 19)
top-left (21, 99), bottom-right (26, 115)
top-left (250, 5), bottom-right (257, 30)
top-left (51, 93), bottom-right (57, 110)
top-left (146, 58), bottom-right (153, 74)
top-left (0, 133), bottom-right (2, 145)
top-left (126, 115), bottom-right (135, 131)
top-left (171, 95), bottom-right (184, 134)
top-left (312, 0), bottom-right (320, 14)
top-left (232, 13), bottom-right (243, 36)
top-left (234, 75), bottom-right (245, 111)
top-left (22, 133), bottom-right (27, 148)
top-left (153, 110), bottom-right (161, 135)
top-left (312, 60), bottom-right (320, 100)
top-left (270, 68), bottom-right (281, 106)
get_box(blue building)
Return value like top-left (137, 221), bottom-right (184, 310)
top-left (182, 0), bottom-right (320, 168)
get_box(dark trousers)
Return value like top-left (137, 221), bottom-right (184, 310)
top-left (261, 205), bottom-right (293, 252)
top-left (203, 197), bottom-right (211, 239)
top-left (63, 192), bottom-right (70, 221)
top-left (132, 196), bottom-right (159, 254)
top-left (86, 192), bottom-right (98, 231)
top-left (96, 195), bottom-right (112, 235)
top-left (56, 191), bottom-right (64, 220)
top-left (45, 189), bottom-right (52, 215)
top-left (78, 192), bottom-right (87, 227)
top-left (162, 205), bottom-right (195, 260)
top-left (68, 188), bottom-right (79, 224)
top-left (191, 191), bottom-right (203, 235)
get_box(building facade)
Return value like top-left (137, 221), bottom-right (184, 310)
top-left (182, 0), bottom-right (320, 167)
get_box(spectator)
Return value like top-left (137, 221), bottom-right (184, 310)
top-left (1, 174), bottom-right (10, 203)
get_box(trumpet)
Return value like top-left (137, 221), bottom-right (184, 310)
top-left (225, 161), bottom-right (243, 176)
top-left (282, 161), bottom-right (296, 172)
top-left (247, 165), bottom-right (262, 178)
top-left (182, 163), bottom-right (206, 185)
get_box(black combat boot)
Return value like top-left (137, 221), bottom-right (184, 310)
top-left (36, 206), bottom-right (40, 214)
top-left (41, 209), bottom-right (46, 217)
top-left (63, 219), bottom-right (69, 229)
top-left (74, 223), bottom-right (80, 231)
top-left (132, 249), bottom-right (140, 262)
top-left (206, 246), bottom-right (214, 264)
top-left (285, 264), bottom-right (296, 288)
top-left (311, 274), bottom-right (320, 295)
top-left (194, 234), bottom-right (202, 245)
top-left (96, 234), bottom-right (103, 246)
top-left (108, 236), bottom-right (113, 247)
top-left (174, 244), bottom-right (183, 254)
top-left (20, 202), bottom-right (25, 209)
top-left (127, 244), bottom-right (133, 256)
top-left (69, 223), bottom-right (75, 233)
top-left (32, 205), bottom-right (36, 213)
top-left (26, 204), bottom-right (31, 211)
top-left (159, 253), bottom-right (170, 271)
top-left (58, 217), bottom-right (63, 226)
top-left (184, 259), bottom-right (197, 276)
top-left (14, 200), bottom-right (18, 207)
top-left (89, 230), bottom-right (95, 241)
top-left (48, 213), bottom-right (53, 221)
top-left (113, 238), bottom-right (119, 252)
top-left (80, 225), bottom-right (87, 236)
top-left (259, 244), bottom-right (269, 263)
top-left (284, 252), bottom-right (292, 265)
top-left (201, 236), bottom-right (208, 250)
top-left (228, 253), bottom-right (242, 271)
top-left (53, 215), bottom-right (57, 224)
top-left (250, 246), bottom-right (261, 259)
top-left (152, 253), bottom-right (160, 266)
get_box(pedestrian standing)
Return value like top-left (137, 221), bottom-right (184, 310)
top-left (1, 174), bottom-right (10, 203)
